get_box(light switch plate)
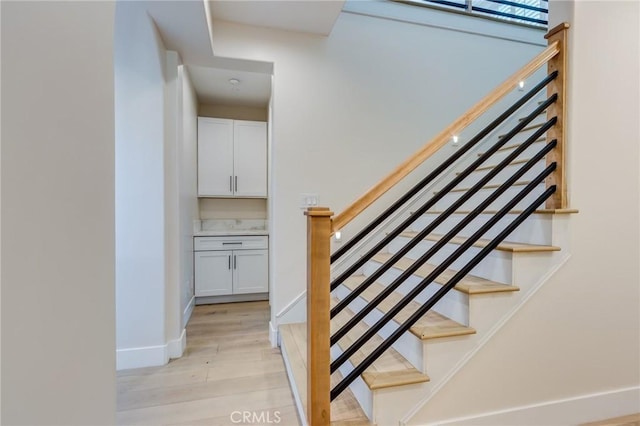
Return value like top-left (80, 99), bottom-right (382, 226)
top-left (300, 193), bottom-right (319, 209)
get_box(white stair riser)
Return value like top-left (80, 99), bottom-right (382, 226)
top-left (385, 237), bottom-right (514, 285)
top-left (475, 140), bottom-right (548, 167)
top-left (433, 183), bottom-right (547, 212)
top-left (330, 341), bottom-right (433, 425)
top-left (494, 125), bottom-right (549, 146)
top-left (363, 261), bottom-right (470, 326)
top-left (410, 212), bottom-right (553, 245)
top-left (330, 345), bottom-right (374, 420)
top-left (333, 284), bottom-right (425, 372)
top-left (458, 159), bottom-right (547, 188)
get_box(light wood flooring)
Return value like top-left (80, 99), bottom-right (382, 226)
top-left (117, 301), bottom-right (301, 425)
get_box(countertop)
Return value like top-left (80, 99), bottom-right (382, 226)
top-left (193, 219), bottom-right (268, 237)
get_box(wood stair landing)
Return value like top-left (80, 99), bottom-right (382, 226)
top-left (372, 252), bottom-right (519, 294)
top-left (341, 275), bottom-right (475, 340)
top-left (280, 323), bottom-right (370, 425)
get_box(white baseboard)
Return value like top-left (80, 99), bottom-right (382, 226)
top-left (117, 327), bottom-right (187, 370)
top-left (413, 386), bottom-right (640, 426)
top-left (269, 320), bottom-right (279, 348)
top-left (168, 328), bottom-right (186, 359)
top-left (116, 344), bottom-right (168, 370)
top-left (183, 295), bottom-right (195, 328)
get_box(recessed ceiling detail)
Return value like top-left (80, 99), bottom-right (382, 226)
top-left (209, 0), bottom-right (346, 36)
top-left (188, 65), bottom-right (272, 108)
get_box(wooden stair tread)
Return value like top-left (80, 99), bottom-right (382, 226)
top-left (342, 275), bottom-right (475, 340)
top-left (372, 252), bottom-right (518, 294)
top-left (399, 231), bottom-right (560, 253)
top-left (330, 298), bottom-right (430, 390)
top-left (499, 122), bottom-right (544, 138)
top-left (519, 111), bottom-right (546, 121)
top-left (280, 323), bottom-right (371, 425)
top-left (458, 158), bottom-right (532, 174)
top-left (477, 137), bottom-right (546, 156)
top-left (435, 180), bottom-right (532, 194)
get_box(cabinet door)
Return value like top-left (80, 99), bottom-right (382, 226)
top-left (232, 249), bottom-right (268, 294)
top-left (194, 250), bottom-right (233, 296)
top-left (233, 120), bottom-right (267, 197)
top-left (198, 118), bottom-right (234, 196)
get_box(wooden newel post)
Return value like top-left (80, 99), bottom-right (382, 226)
top-left (305, 207), bottom-right (333, 425)
top-left (545, 22), bottom-right (570, 209)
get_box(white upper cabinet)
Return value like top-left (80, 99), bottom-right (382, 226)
top-left (198, 118), bottom-right (234, 196)
top-left (197, 117), bottom-right (267, 198)
top-left (233, 121), bottom-right (268, 197)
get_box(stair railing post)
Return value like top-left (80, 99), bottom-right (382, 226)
top-left (544, 23), bottom-right (570, 209)
top-left (305, 206), bottom-right (333, 425)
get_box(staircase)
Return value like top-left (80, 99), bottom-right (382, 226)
top-left (280, 23), bottom-right (574, 426)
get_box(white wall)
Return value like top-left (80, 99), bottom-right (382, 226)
top-left (179, 65), bottom-right (198, 328)
top-left (115, 2), bottom-right (199, 369)
top-left (210, 3), bottom-right (546, 328)
top-left (164, 50), bottom-right (181, 354)
top-left (115, 2), bottom-right (170, 369)
top-left (1, 1), bottom-right (116, 424)
top-left (406, 1), bottom-right (640, 423)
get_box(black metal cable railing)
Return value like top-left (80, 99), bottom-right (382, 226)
top-left (331, 181), bottom-right (557, 399)
top-left (331, 117), bottom-right (557, 330)
top-left (330, 70), bottom-right (557, 270)
top-left (331, 71), bottom-right (557, 264)
top-left (330, 133), bottom-right (557, 346)
top-left (330, 92), bottom-right (557, 317)
top-left (328, 71), bottom-right (560, 400)
top-left (330, 140), bottom-right (556, 369)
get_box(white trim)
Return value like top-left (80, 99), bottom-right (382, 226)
top-left (402, 253), bottom-right (572, 424)
top-left (269, 320), bottom-right (279, 348)
top-left (116, 344), bottom-right (168, 371)
top-left (183, 295), bottom-right (195, 328)
top-left (276, 291), bottom-right (306, 318)
top-left (342, 0), bottom-right (546, 47)
top-left (406, 386), bottom-right (640, 426)
top-left (167, 328), bottom-right (187, 360)
top-left (116, 328), bottom-right (187, 370)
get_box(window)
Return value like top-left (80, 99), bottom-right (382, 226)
top-left (404, 0), bottom-right (549, 27)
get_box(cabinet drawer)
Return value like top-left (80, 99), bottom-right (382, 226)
top-left (194, 235), bottom-right (268, 251)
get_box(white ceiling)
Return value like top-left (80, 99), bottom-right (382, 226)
top-left (143, 0), bottom-right (346, 108)
top-left (188, 64), bottom-right (272, 107)
top-left (209, 0), bottom-right (346, 36)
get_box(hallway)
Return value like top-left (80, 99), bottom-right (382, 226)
top-left (117, 302), bottom-right (300, 425)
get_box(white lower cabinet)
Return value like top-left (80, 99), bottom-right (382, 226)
top-left (194, 236), bottom-right (268, 297)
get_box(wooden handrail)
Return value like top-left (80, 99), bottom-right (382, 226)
top-left (332, 40), bottom-right (561, 232)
